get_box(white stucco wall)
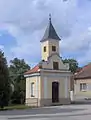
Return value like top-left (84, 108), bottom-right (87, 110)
top-left (41, 71), bottom-right (71, 99)
top-left (26, 76), bottom-right (41, 99)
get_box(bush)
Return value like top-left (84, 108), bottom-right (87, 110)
top-left (11, 90), bottom-right (25, 105)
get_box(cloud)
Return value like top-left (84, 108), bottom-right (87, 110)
top-left (77, 27), bottom-right (91, 65)
top-left (61, 28), bottom-right (91, 52)
top-left (0, 45), bottom-right (4, 50)
top-left (0, 0), bottom-right (91, 66)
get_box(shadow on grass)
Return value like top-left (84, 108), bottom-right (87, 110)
top-left (0, 108), bottom-right (9, 111)
top-left (0, 105), bottom-right (32, 111)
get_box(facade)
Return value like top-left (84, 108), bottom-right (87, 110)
top-left (74, 64), bottom-right (91, 100)
top-left (24, 15), bottom-right (72, 106)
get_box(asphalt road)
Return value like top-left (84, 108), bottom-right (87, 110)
top-left (0, 105), bottom-right (91, 120)
top-left (0, 106), bottom-right (83, 115)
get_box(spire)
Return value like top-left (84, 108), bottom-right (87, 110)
top-left (49, 13), bottom-right (51, 22)
top-left (40, 14), bottom-right (61, 42)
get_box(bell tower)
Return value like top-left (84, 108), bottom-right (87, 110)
top-left (40, 14), bottom-right (61, 61)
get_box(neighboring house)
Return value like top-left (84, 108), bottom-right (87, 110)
top-left (74, 63), bottom-right (91, 100)
top-left (24, 15), bottom-right (72, 107)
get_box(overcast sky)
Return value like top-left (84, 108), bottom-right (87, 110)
top-left (0, 0), bottom-right (91, 67)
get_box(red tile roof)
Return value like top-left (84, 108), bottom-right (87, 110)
top-left (74, 63), bottom-right (91, 79)
top-left (24, 65), bottom-right (40, 75)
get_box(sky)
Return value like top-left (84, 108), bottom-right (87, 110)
top-left (0, 0), bottom-right (91, 67)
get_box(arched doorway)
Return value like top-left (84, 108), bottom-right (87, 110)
top-left (52, 82), bottom-right (59, 103)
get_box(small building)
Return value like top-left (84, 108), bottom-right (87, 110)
top-left (74, 63), bottom-right (91, 100)
top-left (24, 15), bottom-right (72, 107)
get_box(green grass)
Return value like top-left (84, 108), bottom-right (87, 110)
top-left (0, 104), bottom-right (32, 111)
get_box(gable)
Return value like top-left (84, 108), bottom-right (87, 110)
top-left (42, 54), bottom-right (69, 70)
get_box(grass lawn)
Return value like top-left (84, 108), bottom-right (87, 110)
top-left (0, 104), bottom-right (32, 111)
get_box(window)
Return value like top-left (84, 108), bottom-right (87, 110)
top-left (52, 46), bottom-right (56, 52)
top-left (53, 62), bottom-right (59, 70)
top-left (31, 82), bottom-right (35, 97)
top-left (44, 46), bottom-right (46, 52)
top-left (80, 83), bottom-right (87, 91)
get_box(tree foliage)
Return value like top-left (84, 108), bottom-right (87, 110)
top-left (62, 58), bottom-right (78, 73)
top-left (0, 50), bottom-right (11, 107)
top-left (9, 58), bottom-right (30, 104)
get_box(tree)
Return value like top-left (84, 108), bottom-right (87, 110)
top-left (62, 58), bottom-right (79, 73)
top-left (0, 50), bottom-right (11, 108)
top-left (9, 58), bottom-right (30, 104)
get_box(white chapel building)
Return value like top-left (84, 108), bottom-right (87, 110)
top-left (24, 15), bottom-right (72, 106)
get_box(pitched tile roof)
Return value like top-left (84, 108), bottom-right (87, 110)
top-left (74, 63), bottom-right (91, 79)
top-left (40, 14), bottom-right (61, 42)
top-left (24, 65), bottom-right (40, 75)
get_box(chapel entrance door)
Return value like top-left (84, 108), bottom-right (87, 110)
top-left (52, 82), bottom-right (59, 103)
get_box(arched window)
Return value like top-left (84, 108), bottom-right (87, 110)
top-left (52, 46), bottom-right (56, 52)
top-left (31, 82), bottom-right (35, 97)
top-left (44, 46), bottom-right (46, 52)
top-left (53, 62), bottom-right (59, 70)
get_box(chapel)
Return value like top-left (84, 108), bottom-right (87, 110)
top-left (24, 15), bottom-right (72, 106)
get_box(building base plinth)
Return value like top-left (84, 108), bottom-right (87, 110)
top-left (26, 98), bottom-right (71, 107)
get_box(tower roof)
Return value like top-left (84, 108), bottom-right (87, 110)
top-left (40, 14), bottom-right (61, 42)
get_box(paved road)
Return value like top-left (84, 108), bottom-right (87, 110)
top-left (0, 105), bottom-right (91, 120)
